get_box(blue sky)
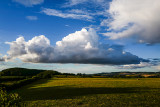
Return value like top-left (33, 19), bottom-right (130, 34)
top-left (0, 0), bottom-right (160, 73)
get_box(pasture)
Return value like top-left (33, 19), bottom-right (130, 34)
top-left (14, 78), bottom-right (160, 107)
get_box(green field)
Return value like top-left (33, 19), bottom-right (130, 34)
top-left (12, 78), bottom-right (160, 107)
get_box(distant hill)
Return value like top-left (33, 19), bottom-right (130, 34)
top-left (0, 68), bottom-right (46, 76)
top-left (93, 71), bottom-right (160, 78)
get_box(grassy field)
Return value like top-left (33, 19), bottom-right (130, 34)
top-left (13, 78), bottom-right (160, 107)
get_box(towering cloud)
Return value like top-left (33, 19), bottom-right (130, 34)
top-left (103, 0), bottom-right (160, 44)
top-left (2, 28), bottom-right (145, 64)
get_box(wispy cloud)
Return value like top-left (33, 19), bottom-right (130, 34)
top-left (118, 58), bottom-right (160, 69)
top-left (40, 0), bottom-right (110, 22)
top-left (64, 0), bottom-right (106, 7)
top-left (64, 0), bottom-right (88, 7)
top-left (65, 25), bottom-right (70, 27)
top-left (13, 0), bottom-right (44, 6)
top-left (154, 65), bottom-right (160, 70)
top-left (118, 62), bottom-right (152, 69)
top-left (26, 16), bottom-right (38, 21)
top-left (41, 8), bottom-right (93, 21)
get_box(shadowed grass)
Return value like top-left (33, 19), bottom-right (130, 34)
top-left (16, 86), bottom-right (149, 101)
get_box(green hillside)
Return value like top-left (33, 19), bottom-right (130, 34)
top-left (0, 68), bottom-right (45, 76)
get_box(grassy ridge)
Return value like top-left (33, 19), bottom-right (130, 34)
top-left (0, 68), bottom-right (45, 76)
top-left (0, 68), bottom-right (60, 91)
top-left (14, 78), bottom-right (160, 107)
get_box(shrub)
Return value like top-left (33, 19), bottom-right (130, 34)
top-left (0, 87), bottom-right (22, 107)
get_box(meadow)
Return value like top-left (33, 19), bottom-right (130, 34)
top-left (13, 78), bottom-right (160, 107)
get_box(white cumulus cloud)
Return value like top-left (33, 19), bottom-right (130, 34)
top-left (2, 28), bottom-right (145, 65)
top-left (103, 0), bottom-right (160, 44)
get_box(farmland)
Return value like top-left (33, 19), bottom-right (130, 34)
top-left (13, 78), bottom-right (160, 107)
top-left (1, 68), bottom-right (160, 106)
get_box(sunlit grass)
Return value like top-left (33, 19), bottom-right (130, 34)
top-left (30, 78), bottom-right (160, 88)
top-left (14, 78), bottom-right (160, 106)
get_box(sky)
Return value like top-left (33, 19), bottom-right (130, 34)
top-left (0, 0), bottom-right (160, 73)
